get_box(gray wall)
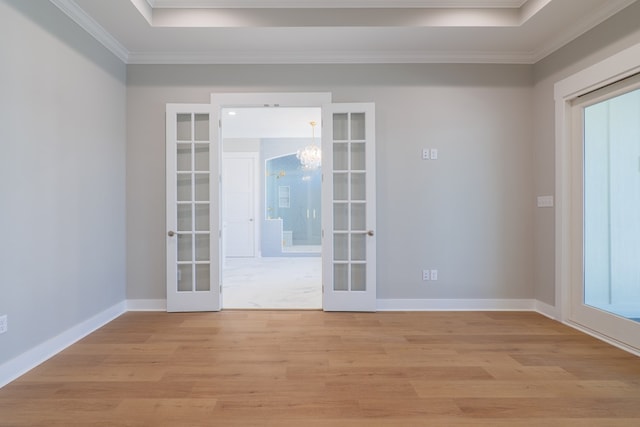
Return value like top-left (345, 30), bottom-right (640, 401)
top-left (127, 63), bottom-right (534, 301)
top-left (0, 0), bottom-right (127, 364)
top-left (531, 1), bottom-right (640, 306)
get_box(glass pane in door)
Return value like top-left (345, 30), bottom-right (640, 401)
top-left (177, 204), bottom-right (192, 231)
top-left (177, 145), bottom-right (192, 171)
top-left (351, 113), bottom-right (366, 140)
top-left (194, 144), bottom-right (209, 171)
top-left (177, 265), bottom-right (193, 292)
top-left (194, 114), bottom-right (209, 141)
top-left (174, 112), bottom-right (212, 296)
top-left (195, 264), bottom-right (211, 291)
top-left (331, 111), bottom-right (371, 293)
top-left (333, 113), bottom-right (348, 140)
top-left (334, 264), bottom-right (348, 291)
top-left (177, 114), bottom-right (192, 141)
top-left (583, 87), bottom-right (640, 322)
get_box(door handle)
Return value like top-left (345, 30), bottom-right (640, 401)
top-left (168, 231), bottom-right (176, 237)
top-left (367, 230), bottom-right (374, 236)
top-left (249, 218), bottom-right (254, 222)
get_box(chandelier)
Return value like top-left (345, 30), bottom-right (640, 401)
top-left (297, 121), bottom-right (321, 170)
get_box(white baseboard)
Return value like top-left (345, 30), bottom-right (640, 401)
top-left (377, 298), bottom-right (536, 311)
top-left (0, 301), bottom-right (126, 389)
top-left (564, 320), bottom-right (640, 357)
top-left (534, 300), bottom-right (558, 319)
top-left (126, 299), bottom-right (166, 311)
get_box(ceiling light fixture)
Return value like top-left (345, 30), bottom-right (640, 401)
top-left (297, 121), bottom-right (321, 170)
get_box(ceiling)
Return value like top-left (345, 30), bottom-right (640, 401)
top-left (50, 0), bottom-right (637, 64)
top-left (222, 107), bottom-right (322, 139)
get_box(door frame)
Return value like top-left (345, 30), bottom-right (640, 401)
top-left (212, 93), bottom-right (332, 308)
top-left (555, 41), bottom-right (640, 354)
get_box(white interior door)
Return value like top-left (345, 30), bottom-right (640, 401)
top-left (166, 104), bottom-right (220, 312)
top-left (223, 153), bottom-right (257, 257)
top-left (322, 103), bottom-right (376, 311)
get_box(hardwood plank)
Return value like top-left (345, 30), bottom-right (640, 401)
top-left (412, 380), bottom-right (640, 398)
top-left (1, 311), bottom-right (639, 425)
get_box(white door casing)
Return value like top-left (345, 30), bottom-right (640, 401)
top-left (322, 103), bottom-right (377, 312)
top-left (168, 93), bottom-right (377, 312)
top-left (568, 80), bottom-right (640, 352)
top-left (555, 41), bottom-right (640, 354)
top-left (166, 104), bottom-right (220, 312)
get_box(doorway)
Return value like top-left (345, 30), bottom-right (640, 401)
top-left (221, 107), bottom-right (323, 309)
top-left (166, 93), bottom-right (377, 312)
top-left (569, 74), bottom-right (640, 351)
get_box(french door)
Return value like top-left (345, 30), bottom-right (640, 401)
top-left (322, 103), bottom-right (377, 311)
top-left (166, 95), bottom-right (376, 312)
top-left (166, 104), bottom-right (220, 312)
top-left (570, 78), bottom-right (640, 351)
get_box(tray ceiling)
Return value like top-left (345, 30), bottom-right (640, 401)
top-left (50, 0), bottom-right (638, 64)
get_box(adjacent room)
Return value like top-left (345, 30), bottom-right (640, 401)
top-left (221, 107), bottom-right (322, 309)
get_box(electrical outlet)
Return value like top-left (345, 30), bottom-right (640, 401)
top-left (422, 149), bottom-right (430, 160)
top-left (430, 148), bottom-right (438, 160)
top-left (430, 270), bottom-right (438, 281)
top-left (0, 315), bottom-right (7, 334)
top-left (422, 270), bottom-right (430, 281)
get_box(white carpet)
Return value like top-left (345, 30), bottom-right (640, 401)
top-left (222, 257), bottom-right (322, 309)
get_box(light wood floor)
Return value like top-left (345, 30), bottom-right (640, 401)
top-left (2, 311), bottom-right (640, 426)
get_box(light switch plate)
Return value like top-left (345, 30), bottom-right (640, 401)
top-left (537, 195), bottom-right (554, 208)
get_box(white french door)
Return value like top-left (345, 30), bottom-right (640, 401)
top-left (570, 78), bottom-right (640, 352)
top-left (322, 103), bottom-right (377, 311)
top-left (166, 104), bottom-right (220, 312)
top-left (166, 94), bottom-right (377, 312)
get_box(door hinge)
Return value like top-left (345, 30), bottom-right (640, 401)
top-left (219, 230), bottom-right (222, 238)
top-left (219, 119), bottom-right (222, 128)
top-left (220, 285), bottom-right (223, 293)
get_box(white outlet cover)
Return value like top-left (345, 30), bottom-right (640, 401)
top-left (422, 149), bottom-right (430, 160)
top-left (0, 315), bottom-right (7, 334)
top-left (537, 195), bottom-right (554, 208)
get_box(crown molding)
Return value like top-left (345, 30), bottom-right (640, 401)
top-left (49, 0), bottom-right (130, 63)
top-left (146, 1), bottom-right (527, 9)
top-left (127, 49), bottom-right (533, 65)
top-left (530, 0), bottom-right (637, 63)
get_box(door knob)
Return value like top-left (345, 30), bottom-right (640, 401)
top-left (367, 230), bottom-right (374, 236)
top-left (168, 231), bottom-right (176, 237)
